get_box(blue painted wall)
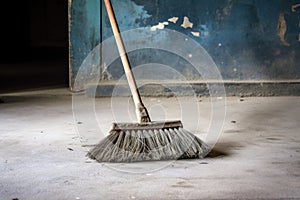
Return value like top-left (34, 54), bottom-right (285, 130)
top-left (69, 0), bottom-right (300, 90)
top-left (69, 0), bottom-right (100, 90)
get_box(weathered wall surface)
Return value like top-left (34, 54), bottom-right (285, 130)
top-left (68, 0), bottom-right (100, 90)
top-left (69, 0), bottom-right (300, 91)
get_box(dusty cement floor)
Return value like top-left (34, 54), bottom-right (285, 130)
top-left (0, 88), bottom-right (299, 200)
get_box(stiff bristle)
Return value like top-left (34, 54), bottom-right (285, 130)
top-left (87, 128), bottom-right (210, 163)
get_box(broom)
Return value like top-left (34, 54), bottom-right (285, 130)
top-left (87, 0), bottom-right (210, 162)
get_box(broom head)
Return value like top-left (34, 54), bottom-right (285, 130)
top-left (87, 120), bottom-right (210, 162)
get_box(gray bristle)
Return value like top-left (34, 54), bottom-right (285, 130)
top-left (87, 128), bottom-right (210, 163)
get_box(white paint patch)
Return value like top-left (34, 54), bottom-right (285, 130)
top-left (188, 54), bottom-right (193, 58)
top-left (168, 17), bottom-right (179, 24)
top-left (150, 21), bottom-right (169, 31)
top-left (151, 22), bottom-right (166, 31)
top-left (181, 16), bottom-right (193, 29)
top-left (291, 4), bottom-right (300, 12)
top-left (191, 31), bottom-right (200, 37)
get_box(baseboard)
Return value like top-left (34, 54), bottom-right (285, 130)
top-left (85, 80), bottom-right (300, 97)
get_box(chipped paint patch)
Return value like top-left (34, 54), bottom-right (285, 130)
top-left (168, 17), bottom-right (179, 24)
top-left (277, 13), bottom-right (290, 46)
top-left (103, 0), bottom-right (151, 37)
top-left (191, 31), bottom-right (200, 37)
top-left (150, 22), bottom-right (169, 31)
top-left (291, 4), bottom-right (300, 12)
top-left (181, 16), bottom-right (193, 29)
top-left (150, 23), bottom-right (164, 31)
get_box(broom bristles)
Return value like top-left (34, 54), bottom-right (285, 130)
top-left (87, 127), bottom-right (210, 163)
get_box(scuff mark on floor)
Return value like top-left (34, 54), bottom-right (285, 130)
top-left (168, 17), bottom-right (179, 24)
top-left (181, 16), bottom-right (193, 29)
top-left (277, 13), bottom-right (290, 46)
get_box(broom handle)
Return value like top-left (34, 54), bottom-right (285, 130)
top-left (104, 0), bottom-right (151, 123)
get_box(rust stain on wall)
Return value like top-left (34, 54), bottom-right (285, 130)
top-left (277, 13), bottom-right (290, 46)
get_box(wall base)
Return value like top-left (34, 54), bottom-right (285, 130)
top-left (85, 80), bottom-right (300, 97)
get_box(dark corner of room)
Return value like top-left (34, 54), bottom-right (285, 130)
top-left (0, 0), bottom-right (69, 93)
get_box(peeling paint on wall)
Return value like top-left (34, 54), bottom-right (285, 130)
top-left (191, 31), bottom-right (200, 37)
top-left (150, 22), bottom-right (169, 31)
top-left (291, 4), bottom-right (300, 12)
top-left (181, 16), bottom-right (193, 29)
top-left (70, 0), bottom-right (300, 86)
top-left (277, 13), bottom-right (290, 46)
top-left (103, 0), bottom-right (151, 38)
top-left (150, 16), bottom-right (203, 38)
top-left (168, 17), bottom-right (179, 24)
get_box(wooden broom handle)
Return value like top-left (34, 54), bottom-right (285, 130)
top-left (104, 0), bottom-right (151, 123)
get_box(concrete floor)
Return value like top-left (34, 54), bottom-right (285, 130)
top-left (0, 88), bottom-right (299, 200)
